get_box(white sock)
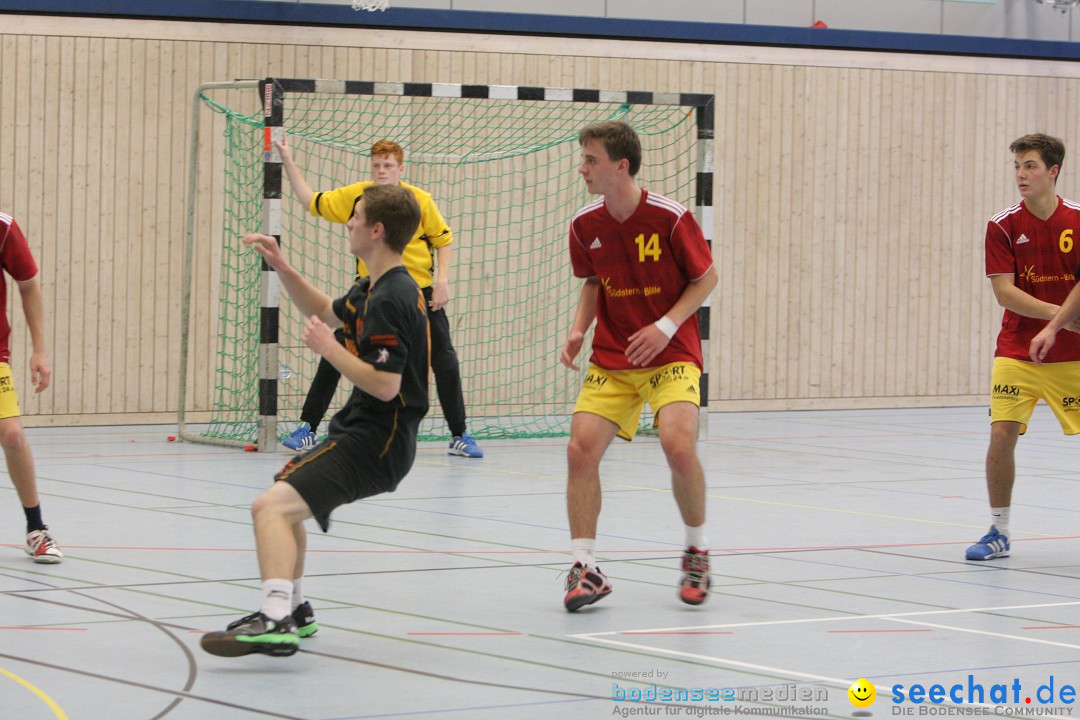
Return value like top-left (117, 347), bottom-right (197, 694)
top-left (990, 507), bottom-right (1011, 538)
top-left (291, 577), bottom-right (305, 611)
top-left (685, 523), bottom-right (709, 552)
top-left (571, 538), bottom-right (596, 568)
top-left (260, 578), bottom-right (293, 621)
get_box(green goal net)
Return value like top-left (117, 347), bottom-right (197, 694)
top-left (194, 82), bottom-right (700, 445)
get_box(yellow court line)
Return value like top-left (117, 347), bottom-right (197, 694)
top-left (0, 666), bottom-right (69, 720)
top-left (606, 482), bottom-right (1070, 538)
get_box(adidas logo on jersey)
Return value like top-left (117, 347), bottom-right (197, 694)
top-left (1016, 234), bottom-right (1030, 245)
top-left (590, 238), bottom-right (602, 249)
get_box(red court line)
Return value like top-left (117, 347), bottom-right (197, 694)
top-left (828, 629), bottom-right (932, 634)
top-left (623, 631), bottom-right (734, 635)
top-left (1022, 625), bottom-right (1080, 630)
top-left (0, 626), bottom-right (86, 631)
top-left (406, 632), bottom-right (521, 636)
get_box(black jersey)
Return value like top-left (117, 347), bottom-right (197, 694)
top-left (328, 265), bottom-right (429, 441)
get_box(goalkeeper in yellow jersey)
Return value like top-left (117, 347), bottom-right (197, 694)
top-left (276, 137), bottom-right (483, 458)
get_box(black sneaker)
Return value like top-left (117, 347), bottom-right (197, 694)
top-left (226, 602), bottom-right (318, 638)
top-left (291, 601), bottom-right (318, 638)
top-left (201, 612), bottom-right (299, 657)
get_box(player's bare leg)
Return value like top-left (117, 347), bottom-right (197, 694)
top-left (658, 402), bottom-right (705, 527)
top-left (201, 482), bottom-right (312, 657)
top-left (658, 401), bottom-right (710, 604)
top-left (0, 417), bottom-right (39, 509)
top-left (0, 417), bottom-right (61, 563)
top-left (564, 412), bottom-right (618, 610)
top-left (985, 421), bottom-right (1020, 508)
top-left (566, 412), bottom-right (618, 539)
top-left (966, 420), bottom-right (1020, 561)
top-left (252, 482), bottom-right (311, 582)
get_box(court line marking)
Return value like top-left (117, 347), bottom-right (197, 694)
top-left (568, 633), bottom-right (867, 695)
top-left (0, 665), bottom-right (69, 720)
top-left (827, 628), bottom-right (931, 633)
top-left (887, 617), bottom-right (1080, 652)
top-left (574, 600), bottom-right (1080, 636)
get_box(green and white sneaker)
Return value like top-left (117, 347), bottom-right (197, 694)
top-left (201, 612), bottom-right (299, 657)
top-left (226, 601), bottom-right (318, 638)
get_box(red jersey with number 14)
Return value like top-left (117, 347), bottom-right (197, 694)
top-left (569, 190), bottom-right (713, 371)
top-left (985, 196), bottom-right (1080, 363)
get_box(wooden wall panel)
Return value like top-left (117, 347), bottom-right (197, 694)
top-left (1, 15), bottom-right (1080, 424)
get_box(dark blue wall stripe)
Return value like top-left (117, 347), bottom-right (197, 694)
top-left (2, 0), bottom-right (1079, 62)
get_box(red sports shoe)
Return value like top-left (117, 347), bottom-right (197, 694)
top-left (563, 562), bottom-right (612, 612)
top-left (26, 528), bottom-right (63, 564)
top-left (679, 547), bottom-right (710, 605)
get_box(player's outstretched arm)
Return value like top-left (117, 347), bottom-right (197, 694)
top-left (242, 233), bottom-right (338, 327)
top-left (274, 137), bottom-right (316, 210)
top-left (16, 275), bottom-right (50, 393)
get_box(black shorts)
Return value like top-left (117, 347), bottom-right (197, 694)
top-left (274, 425), bottom-right (416, 532)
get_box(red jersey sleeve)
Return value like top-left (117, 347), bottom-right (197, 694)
top-left (985, 219), bottom-right (1015, 277)
top-left (0, 218), bottom-right (38, 282)
top-left (568, 221), bottom-right (595, 279)
top-left (669, 211), bottom-right (713, 279)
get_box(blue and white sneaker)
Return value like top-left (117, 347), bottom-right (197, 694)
top-left (448, 433), bottom-right (484, 458)
top-left (282, 422), bottom-right (317, 451)
top-left (965, 525), bottom-right (1010, 560)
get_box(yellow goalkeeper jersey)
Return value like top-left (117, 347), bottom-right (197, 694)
top-left (309, 180), bottom-right (452, 288)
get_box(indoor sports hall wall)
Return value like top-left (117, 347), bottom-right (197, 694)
top-left (1, 14), bottom-right (1078, 424)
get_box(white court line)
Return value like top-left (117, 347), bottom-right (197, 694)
top-left (888, 617), bottom-right (1080, 652)
top-left (575, 600), bottom-right (1080, 637)
top-left (571, 632), bottom-right (857, 688)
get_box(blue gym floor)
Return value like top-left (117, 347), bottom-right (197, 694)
top-left (3, 407), bottom-right (1079, 719)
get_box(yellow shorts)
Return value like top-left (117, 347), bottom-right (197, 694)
top-left (0, 363), bottom-right (21, 420)
top-left (573, 362), bottom-right (701, 441)
top-left (990, 356), bottom-right (1080, 435)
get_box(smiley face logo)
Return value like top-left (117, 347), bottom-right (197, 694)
top-left (848, 679), bottom-right (876, 708)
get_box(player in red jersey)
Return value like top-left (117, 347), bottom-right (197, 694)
top-left (0, 213), bottom-right (60, 563)
top-left (968, 133), bottom-right (1080, 561)
top-left (558, 121), bottom-right (717, 609)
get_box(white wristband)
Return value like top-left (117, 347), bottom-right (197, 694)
top-left (654, 316), bottom-right (679, 339)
